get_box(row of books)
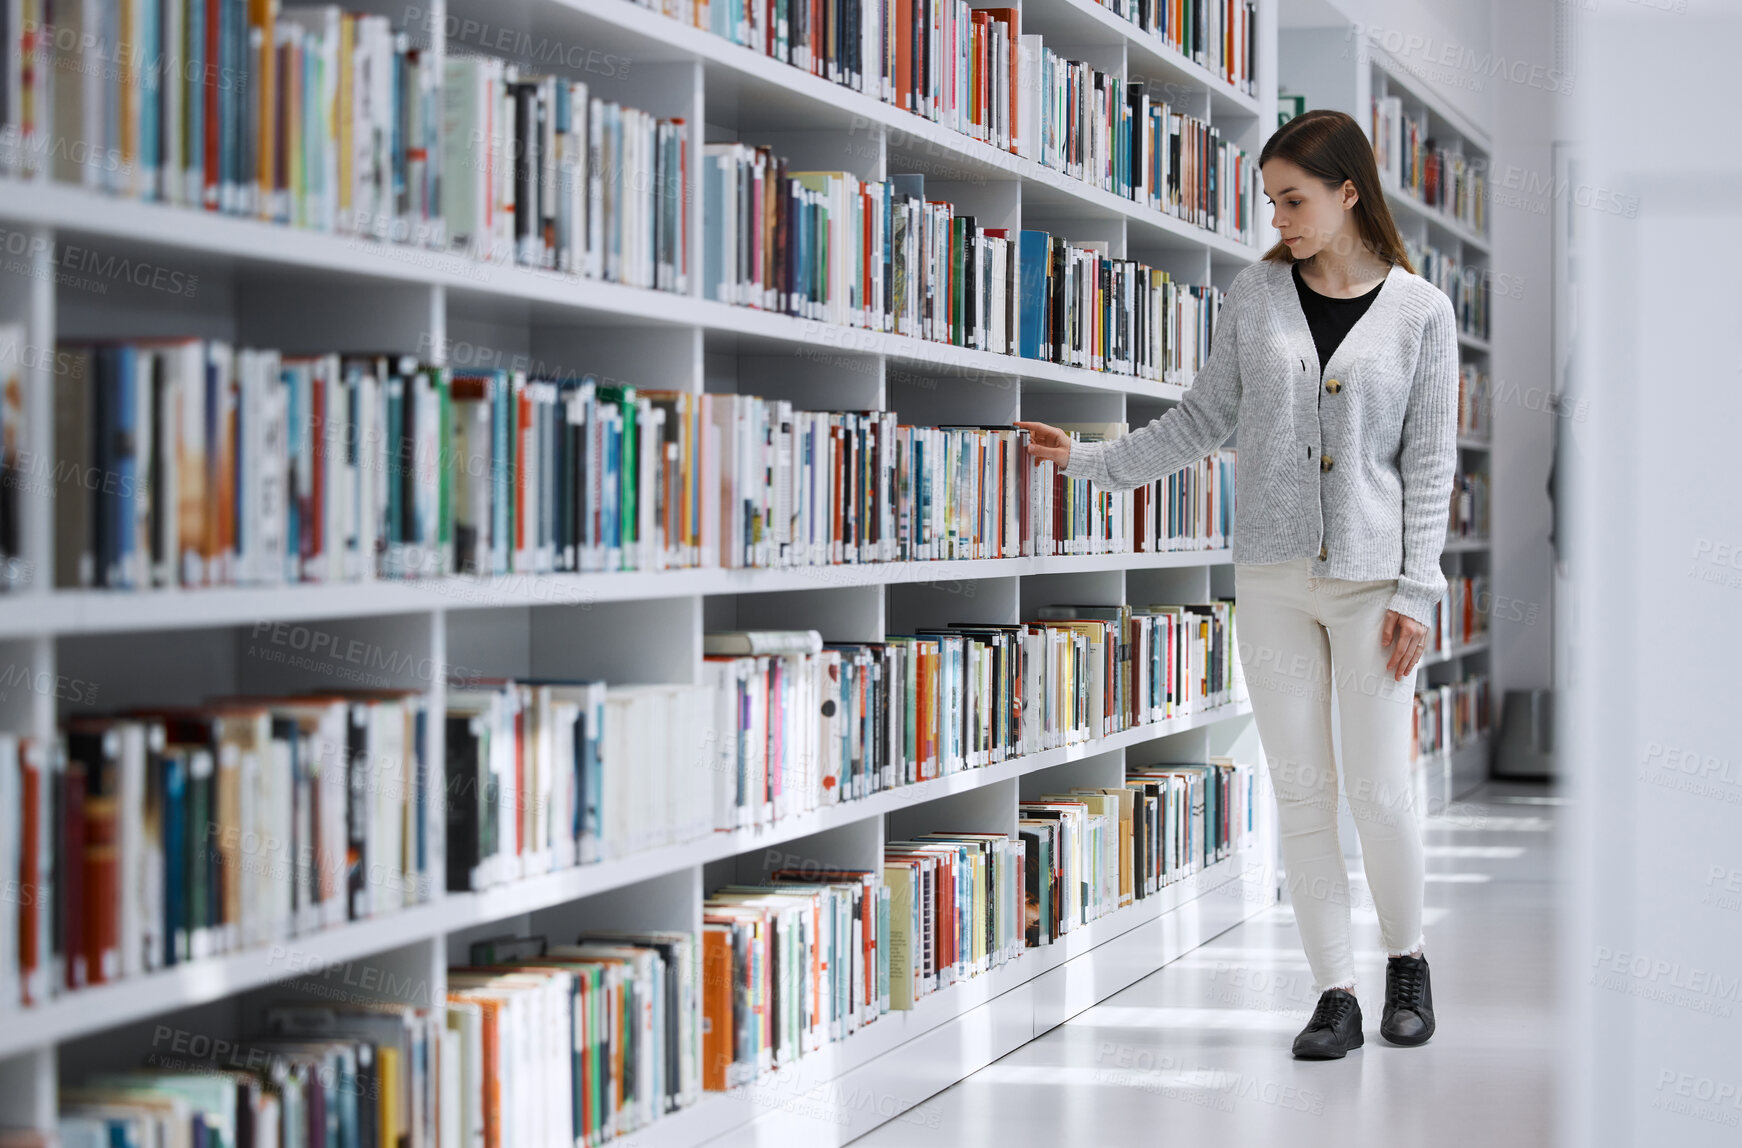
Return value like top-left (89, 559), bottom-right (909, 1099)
top-left (1429, 573), bottom-right (1488, 656)
top-left (704, 869), bottom-right (889, 1084)
top-left (48, 927), bottom-right (691, 1148)
top-left (0, 2), bottom-right (1251, 304)
top-left (1024, 758), bottom-right (1254, 943)
top-left (447, 931), bottom-right (702, 1144)
top-left (704, 756), bottom-right (1253, 1083)
top-left (1024, 46), bottom-right (1261, 241)
top-left (443, 55), bottom-right (689, 290)
top-left (1458, 364), bottom-right (1491, 440)
top-left (1091, 0), bottom-right (1259, 95)
top-left (1408, 238), bottom-right (1490, 341)
top-left (1449, 462), bottom-right (1489, 541)
top-left (6, 3), bottom-right (440, 230)
top-left (448, 613), bottom-right (1244, 888)
top-left (0, 614), bottom-right (1247, 1011)
top-left (1412, 673), bottom-right (1490, 761)
top-left (703, 159), bottom-right (1229, 381)
top-left (1018, 234), bottom-right (1227, 380)
top-left (1373, 95), bottom-right (1487, 235)
top-left (636, 1), bottom-right (1259, 235)
top-left (0, 696), bottom-right (435, 1010)
top-left (1, 4), bottom-right (688, 290)
top-left (42, 750), bottom-right (1255, 1144)
top-left (46, 341), bottom-right (1237, 588)
top-left (0, 694), bottom-right (433, 1011)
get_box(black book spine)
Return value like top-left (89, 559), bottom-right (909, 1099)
top-left (514, 83), bottom-right (539, 260)
top-left (347, 709), bottom-right (368, 919)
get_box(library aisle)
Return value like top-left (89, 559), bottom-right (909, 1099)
top-left (859, 783), bottom-right (1559, 1148)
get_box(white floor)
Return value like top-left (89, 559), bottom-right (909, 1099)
top-left (857, 783), bottom-right (1561, 1148)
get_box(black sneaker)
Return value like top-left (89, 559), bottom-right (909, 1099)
top-left (1292, 989), bottom-right (1364, 1060)
top-left (1381, 953), bottom-right (1436, 1046)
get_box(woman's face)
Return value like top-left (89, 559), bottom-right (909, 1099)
top-left (1262, 158), bottom-right (1358, 261)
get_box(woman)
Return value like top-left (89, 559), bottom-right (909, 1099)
top-left (1016, 109), bottom-right (1456, 1060)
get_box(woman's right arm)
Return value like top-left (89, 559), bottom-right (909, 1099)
top-left (1029, 288), bottom-right (1245, 494)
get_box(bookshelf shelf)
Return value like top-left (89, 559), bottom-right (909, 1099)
top-left (0, 0), bottom-right (1284, 1141)
top-left (1417, 731), bottom-right (1492, 816)
top-left (1458, 435), bottom-right (1492, 451)
top-left (0, 701), bottom-right (1255, 1063)
top-left (1422, 636), bottom-right (1490, 669)
top-left (1459, 333), bottom-right (1491, 354)
top-left (1385, 185), bottom-right (1490, 254)
top-left (629, 840), bottom-right (1272, 1148)
top-left (0, 549), bottom-right (1237, 639)
top-left (1444, 536), bottom-right (1491, 553)
top-left (0, 176), bottom-right (1232, 406)
top-left (1018, 0), bottom-right (1264, 120)
top-left (442, 700), bottom-right (1254, 934)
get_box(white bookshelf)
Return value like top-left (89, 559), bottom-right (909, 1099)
top-left (0, 0), bottom-right (1283, 1140)
top-left (1278, 18), bottom-right (1495, 817)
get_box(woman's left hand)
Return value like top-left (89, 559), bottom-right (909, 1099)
top-left (1380, 610), bottom-right (1429, 681)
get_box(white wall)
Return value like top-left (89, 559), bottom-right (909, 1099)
top-left (1486, 0), bottom-right (1560, 701)
top-left (1562, 3), bottom-right (1742, 1147)
top-left (1280, 0), bottom-right (1494, 131)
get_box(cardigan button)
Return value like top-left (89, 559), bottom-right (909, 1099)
top-left (1325, 378), bottom-right (1342, 394)
top-left (1319, 544), bottom-right (1329, 560)
top-left (1320, 454), bottom-right (1335, 473)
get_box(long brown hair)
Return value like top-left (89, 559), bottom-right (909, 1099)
top-left (1259, 109), bottom-right (1414, 274)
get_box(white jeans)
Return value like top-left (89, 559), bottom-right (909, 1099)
top-left (1234, 557), bottom-right (1427, 993)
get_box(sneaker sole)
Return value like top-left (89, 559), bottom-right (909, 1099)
top-left (1293, 1032), bottom-right (1364, 1060)
top-left (1380, 1025), bottom-right (1435, 1047)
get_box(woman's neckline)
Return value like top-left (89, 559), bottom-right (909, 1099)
top-left (1293, 260), bottom-right (1389, 302)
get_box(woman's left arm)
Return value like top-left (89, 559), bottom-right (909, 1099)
top-left (1386, 294), bottom-right (1461, 631)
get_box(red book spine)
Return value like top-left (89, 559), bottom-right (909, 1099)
top-left (19, 748), bottom-right (41, 1005)
top-left (205, 0), bottom-right (222, 210)
top-left (84, 794), bottom-right (119, 985)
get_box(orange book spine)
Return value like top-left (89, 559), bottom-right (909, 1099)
top-left (82, 797), bottom-right (119, 985)
top-left (896, 0), bottom-right (912, 111)
top-left (478, 998), bottom-right (502, 1148)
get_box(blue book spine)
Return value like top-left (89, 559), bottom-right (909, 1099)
top-left (217, 0), bottom-right (232, 210)
top-left (703, 157), bottom-right (721, 302)
top-left (142, 0), bottom-right (161, 200)
top-left (1017, 231), bottom-right (1050, 360)
top-left (284, 368), bottom-right (301, 578)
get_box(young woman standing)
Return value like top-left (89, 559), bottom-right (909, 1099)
top-left (1017, 109), bottom-right (1457, 1060)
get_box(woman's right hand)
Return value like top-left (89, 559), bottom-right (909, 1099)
top-left (1014, 421), bottom-right (1072, 469)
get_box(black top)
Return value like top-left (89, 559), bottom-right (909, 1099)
top-left (1292, 262), bottom-right (1386, 372)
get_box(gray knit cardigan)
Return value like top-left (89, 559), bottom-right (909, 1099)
top-left (1062, 257), bottom-right (1460, 626)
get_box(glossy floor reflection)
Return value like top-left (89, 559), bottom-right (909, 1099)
top-left (857, 783), bottom-right (1560, 1148)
